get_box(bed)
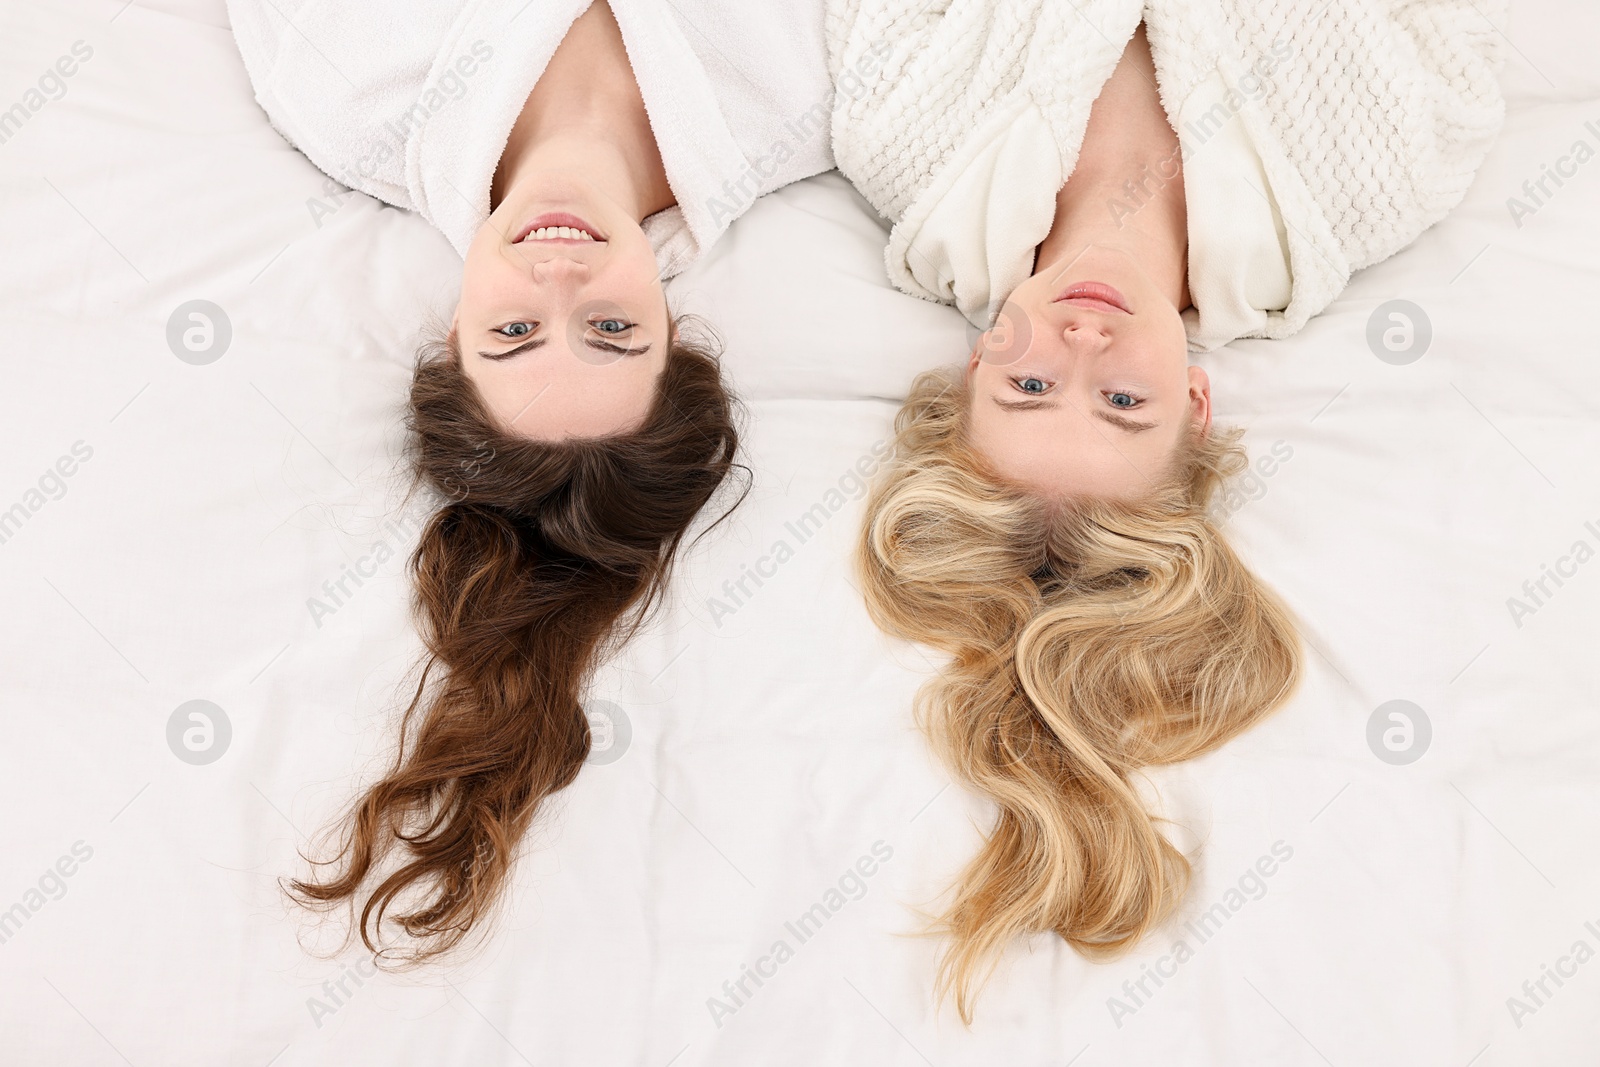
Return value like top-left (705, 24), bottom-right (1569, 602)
top-left (2, 0), bottom-right (1597, 1063)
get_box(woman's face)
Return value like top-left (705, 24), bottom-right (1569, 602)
top-left (965, 246), bottom-right (1209, 501)
top-left (454, 177), bottom-right (670, 441)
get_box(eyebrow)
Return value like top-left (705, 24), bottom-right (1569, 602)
top-left (478, 337), bottom-right (546, 360)
top-left (992, 396), bottom-right (1058, 412)
top-left (1095, 410), bottom-right (1158, 433)
top-left (477, 331), bottom-right (653, 361)
top-left (591, 338), bottom-right (652, 356)
top-left (989, 395), bottom-right (1157, 433)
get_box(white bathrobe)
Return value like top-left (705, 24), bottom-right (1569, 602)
top-left (827, 0), bottom-right (1507, 350)
top-left (227, 0), bottom-right (835, 276)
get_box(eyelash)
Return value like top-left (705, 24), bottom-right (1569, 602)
top-left (492, 319), bottom-right (636, 338)
top-left (1008, 377), bottom-right (1146, 408)
top-left (1105, 389), bottom-right (1145, 409)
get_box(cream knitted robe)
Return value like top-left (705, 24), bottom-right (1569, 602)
top-left (827, 0), bottom-right (1507, 347)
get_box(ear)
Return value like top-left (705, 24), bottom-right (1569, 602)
top-left (964, 336), bottom-right (989, 388)
top-left (1186, 364), bottom-right (1212, 436)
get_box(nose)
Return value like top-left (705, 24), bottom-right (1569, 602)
top-left (1059, 313), bottom-right (1112, 350)
top-left (528, 256), bottom-right (590, 289)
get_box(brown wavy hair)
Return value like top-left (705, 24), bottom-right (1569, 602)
top-left (287, 320), bottom-right (741, 963)
top-left (858, 367), bottom-right (1301, 1021)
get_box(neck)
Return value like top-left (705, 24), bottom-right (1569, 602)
top-left (490, 5), bottom-right (674, 220)
top-left (1034, 156), bottom-right (1191, 311)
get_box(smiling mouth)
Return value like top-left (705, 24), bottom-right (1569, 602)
top-left (513, 213), bottom-right (606, 244)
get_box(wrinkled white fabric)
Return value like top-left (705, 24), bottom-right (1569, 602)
top-left (1180, 66), bottom-right (1293, 351)
top-left (227, 0), bottom-right (835, 274)
top-left (828, 0), bottom-right (1506, 348)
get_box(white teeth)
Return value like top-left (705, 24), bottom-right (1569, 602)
top-left (522, 225), bottom-right (596, 242)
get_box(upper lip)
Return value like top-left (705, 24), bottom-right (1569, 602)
top-left (1051, 282), bottom-right (1131, 314)
top-left (513, 212), bottom-right (606, 244)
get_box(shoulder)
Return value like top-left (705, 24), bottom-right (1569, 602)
top-left (225, 0), bottom-right (471, 207)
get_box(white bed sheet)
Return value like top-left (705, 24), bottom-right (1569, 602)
top-left (1, 1), bottom-right (1597, 1065)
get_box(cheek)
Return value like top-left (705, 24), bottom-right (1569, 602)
top-left (457, 255), bottom-right (540, 338)
top-left (621, 252), bottom-right (666, 309)
top-left (1158, 307), bottom-right (1192, 360)
top-left (456, 247), bottom-right (502, 321)
top-left (584, 242), bottom-right (665, 323)
top-left (974, 318), bottom-right (1035, 367)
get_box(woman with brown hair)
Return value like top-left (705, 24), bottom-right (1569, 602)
top-left (225, 0), bottom-right (832, 960)
top-left (830, 0), bottom-right (1505, 1019)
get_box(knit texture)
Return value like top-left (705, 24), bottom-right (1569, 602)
top-left (828, 0), bottom-right (1506, 341)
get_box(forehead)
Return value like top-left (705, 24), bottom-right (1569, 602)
top-left (496, 358), bottom-right (663, 440)
top-left (966, 398), bottom-right (1181, 501)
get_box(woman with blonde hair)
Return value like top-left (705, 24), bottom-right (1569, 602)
top-left (226, 0), bottom-right (833, 962)
top-left (829, 0), bottom-right (1505, 1018)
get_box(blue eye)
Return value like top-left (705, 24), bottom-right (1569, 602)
top-left (592, 318), bottom-right (634, 335)
top-left (1017, 377), bottom-right (1048, 394)
top-left (494, 321), bottom-right (534, 338)
top-left (1109, 391), bottom-right (1138, 408)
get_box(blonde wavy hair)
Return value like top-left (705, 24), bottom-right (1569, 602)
top-left (858, 367), bottom-right (1301, 1022)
